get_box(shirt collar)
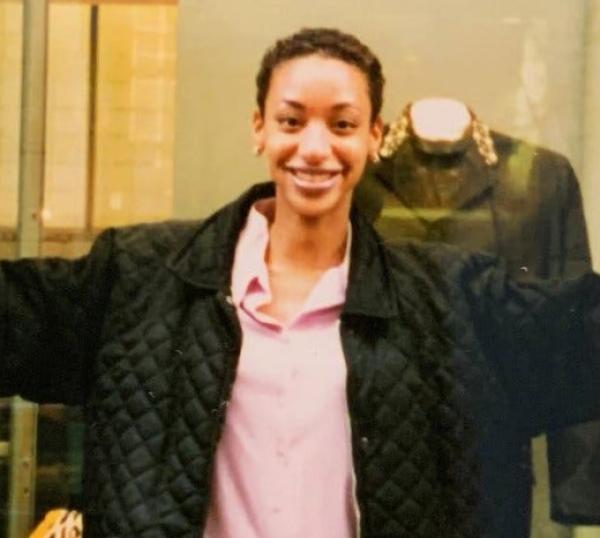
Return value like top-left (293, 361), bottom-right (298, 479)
top-left (231, 202), bottom-right (272, 306)
top-left (166, 181), bottom-right (398, 319)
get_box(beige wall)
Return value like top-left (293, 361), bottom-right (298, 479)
top-left (581, 0), bottom-right (600, 271)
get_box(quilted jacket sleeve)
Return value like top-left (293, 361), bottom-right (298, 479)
top-left (0, 228), bottom-right (116, 404)
top-left (466, 255), bottom-right (600, 437)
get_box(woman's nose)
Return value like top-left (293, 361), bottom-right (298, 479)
top-left (298, 122), bottom-right (331, 161)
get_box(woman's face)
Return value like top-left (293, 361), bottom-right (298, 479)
top-left (253, 54), bottom-right (382, 221)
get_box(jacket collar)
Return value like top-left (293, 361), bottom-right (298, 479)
top-left (166, 182), bottom-right (398, 319)
top-left (376, 138), bottom-right (495, 224)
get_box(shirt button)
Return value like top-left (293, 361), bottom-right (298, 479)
top-left (360, 436), bottom-right (370, 450)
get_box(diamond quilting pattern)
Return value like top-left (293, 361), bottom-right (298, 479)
top-left (79, 223), bottom-right (234, 536)
top-left (3, 199), bottom-right (600, 538)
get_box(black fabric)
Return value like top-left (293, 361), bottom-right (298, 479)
top-left (354, 129), bottom-right (599, 529)
top-left (2, 182), bottom-right (600, 538)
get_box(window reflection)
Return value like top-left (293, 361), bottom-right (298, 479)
top-left (0, 1), bottom-right (22, 231)
top-left (92, 4), bottom-right (176, 228)
top-left (1, 1), bottom-right (177, 536)
top-left (0, 1), bottom-right (22, 535)
top-left (42, 2), bottom-right (177, 232)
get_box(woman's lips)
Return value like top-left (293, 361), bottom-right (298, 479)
top-left (287, 168), bottom-right (343, 191)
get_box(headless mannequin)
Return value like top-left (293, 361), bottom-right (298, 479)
top-left (409, 97), bottom-right (473, 154)
top-left (402, 97), bottom-right (478, 211)
top-left (371, 97), bottom-right (493, 215)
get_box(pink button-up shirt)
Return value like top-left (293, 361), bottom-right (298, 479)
top-left (202, 201), bottom-right (357, 538)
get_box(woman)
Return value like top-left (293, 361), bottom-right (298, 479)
top-left (204, 29), bottom-right (382, 538)
top-left (1, 28), bottom-right (600, 538)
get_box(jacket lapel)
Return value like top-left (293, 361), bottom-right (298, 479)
top-left (166, 182), bottom-right (276, 292)
top-left (166, 181), bottom-right (400, 319)
top-left (344, 208), bottom-right (399, 319)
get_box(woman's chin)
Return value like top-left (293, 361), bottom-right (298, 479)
top-left (287, 192), bottom-right (350, 221)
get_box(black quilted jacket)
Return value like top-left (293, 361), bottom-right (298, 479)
top-left (2, 182), bottom-right (600, 538)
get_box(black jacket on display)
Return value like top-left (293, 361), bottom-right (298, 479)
top-left (2, 182), bottom-right (600, 538)
top-left (354, 128), bottom-right (599, 530)
top-left (354, 130), bottom-right (591, 279)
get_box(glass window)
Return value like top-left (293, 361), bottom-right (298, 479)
top-left (42, 1), bottom-right (177, 233)
top-left (1, 1), bottom-right (178, 536)
top-left (0, 0), bottom-right (22, 232)
top-left (0, 0), bottom-right (22, 535)
top-left (92, 3), bottom-right (176, 228)
top-left (43, 3), bottom-right (90, 230)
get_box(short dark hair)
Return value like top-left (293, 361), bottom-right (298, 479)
top-left (256, 28), bottom-right (384, 123)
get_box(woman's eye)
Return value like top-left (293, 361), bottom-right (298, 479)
top-left (278, 116), bottom-right (301, 129)
top-left (334, 119), bottom-right (355, 132)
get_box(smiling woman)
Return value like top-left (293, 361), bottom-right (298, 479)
top-left (250, 53), bottom-right (382, 322)
top-left (253, 55), bottom-right (382, 221)
top-left (245, 29), bottom-right (383, 324)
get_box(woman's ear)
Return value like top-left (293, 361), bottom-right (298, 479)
top-left (252, 109), bottom-right (265, 155)
top-left (369, 116), bottom-right (384, 161)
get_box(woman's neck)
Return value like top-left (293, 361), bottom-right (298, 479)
top-left (254, 197), bottom-right (349, 325)
top-left (264, 199), bottom-right (349, 276)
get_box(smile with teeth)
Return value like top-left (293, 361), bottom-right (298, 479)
top-left (288, 167), bottom-right (343, 190)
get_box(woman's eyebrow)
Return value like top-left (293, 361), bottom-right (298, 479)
top-left (331, 102), bottom-right (359, 111)
top-left (279, 100), bottom-right (359, 111)
top-left (280, 99), bottom-right (305, 110)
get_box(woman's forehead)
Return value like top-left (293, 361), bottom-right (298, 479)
top-left (266, 54), bottom-right (371, 109)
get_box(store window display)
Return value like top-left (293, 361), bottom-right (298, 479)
top-left (355, 97), bottom-right (590, 281)
top-left (2, 27), bottom-right (600, 538)
top-left (4, 0), bottom-right (600, 535)
top-left (354, 96), bottom-right (596, 537)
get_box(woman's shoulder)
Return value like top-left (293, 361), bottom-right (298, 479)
top-left (379, 238), bottom-right (505, 305)
top-left (85, 220), bottom-right (206, 279)
top-left (383, 238), bottom-right (499, 276)
top-left (105, 219), bottom-right (203, 257)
